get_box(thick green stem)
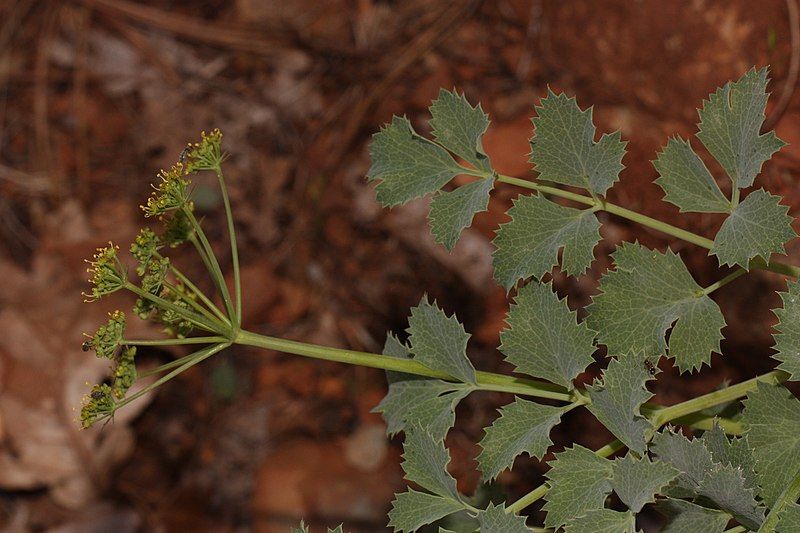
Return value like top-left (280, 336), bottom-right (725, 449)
top-left (235, 330), bottom-right (575, 402)
top-left (758, 468), bottom-right (800, 532)
top-left (214, 166), bottom-right (241, 327)
top-left (184, 208), bottom-right (236, 321)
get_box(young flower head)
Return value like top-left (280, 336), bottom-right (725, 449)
top-left (161, 204), bottom-right (195, 247)
top-left (184, 129), bottom-right (227, 172)
top-left (130, 227), bottom-right (161, 276)
top-left (155, 282), bottom-right (196, 338)
top-left (142, 163), bottom-right (191, 217)
top-left (133, 256), bottom-right (170, 319)
top-left (84, 243), bottom-right (126, 301)
top-left (85, 310), bottom-right (126, 359)
top-left (112, 346), bottom-right (137, 400)
top-left (80, 383), bottom-right (116, 429)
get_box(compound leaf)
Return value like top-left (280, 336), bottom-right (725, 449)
top-left (499, 281), bottom-right (596, 389)
top-left (741, 382), bottom-right (800, 507)
top-left (429, 89), bottom-right (492, 171)
top-left (612, 454), bottom-right (679, 512)
top-left (388, 489), bottom-right (464, 533)
top-left (657, 499), bottom-right (730, 533)
top-left (700, 423), bottom-right (758, 491)
top-left (697, 67), bottom-right (785, 190)
top-left (696, 464), bottom-right (765, 530)
top-left (477, 397), bottom-right (565, 481)
top-left (711, 189), bottom-right (795, 269)
top-left (372, 379), bottom-right (470, 440)
top-left (401, 425), bottom-right (460, 501)
top-left (653, 137), bottom-right (730, 213)
top-left (367, 116), bottom-right (462, 207)
top-left (530, 89), bottom-right (626, 196)
top-left (587, 242), bottom-right (726, 373)
top-left (563, 509), bottom-right (636, 533)
top-left (587, 354), bottom-right (654, 455)
top-left (771, 279), bottom-right (800, 381)
top-left (650, 428), bottom-right (716, 497)
top-left (429, 178), bottom-right (494, 250)
top-left (477, 503), bottom-right (531, 532)
top-left (408, 296), bottom-right (476, 384)
top-left (542, 445), bottom-right (614, 529)
top-left (492, 194), bottom-right (601, 290)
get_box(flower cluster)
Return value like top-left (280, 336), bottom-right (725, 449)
top-left (133, 257), bottom-right (170, 319)
top-left (85, 310), bottom-right (126, 359)
top-left (154, 282), bottom-right (196, 338)
top-left (142, 163), bottom-right (191, 217)
top-left (84, 244), bottom-right (125, 301)
top-left (112, 346), bottom-right (137, 399)
top-left (79, 384), bottom-right (116, 429)
top-left (161, 204), bottom-right (195, 247)
top-left (184, 129), bottom-right (226, 172)
top-left (130, 228), bottom-right (160, 276)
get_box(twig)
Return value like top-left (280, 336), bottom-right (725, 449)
top-left (763, 0), bottom-right (800, 132)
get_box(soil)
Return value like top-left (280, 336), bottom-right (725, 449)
top-left (2, 1), bottom-right (800, 531)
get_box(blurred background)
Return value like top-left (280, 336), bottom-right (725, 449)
top-left (2, 0), bottom-right (800, 531)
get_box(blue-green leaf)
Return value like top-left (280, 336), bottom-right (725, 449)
top-left (697, 67), bottom-right (785, 190)
top-left (530, 89), bottom-right (626, 196)
top-left (367, 116), bottom-right (462, 207)
top-left (587, 354), bottom-right (654, 455)
top-left (499, 281), bottom-right (596, 389)
top-left (388, 489), bottom-right (464, 533)
top-left (477, 503), bottom-right (531, 532)
top-left (492, 194), bottom-right (601, 289)
top-left (477, 397), bottom-right (565, 481)
top-left (711, 189), bottom-right (795, 269)
top-left (741, 382), bottom-right (800, 507)
top-left (587, 242), bottom-right (726, 373)
top-left (653, 137), bottom-right (730, 213)
top-left (408, 296), bottom-right (476, 384)
top-left (429, 178), bottom-right (494, 250)
top-left (773, 280), bottom-right (800, 381)
top-left (542, 445), bottom-right (614, 529)
top-left (429, 89), bottom-right (492, 171)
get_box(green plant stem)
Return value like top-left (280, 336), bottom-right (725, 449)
top-left (649, 370), bottom-right (787, 427)
top-left (214, 166), bottom-right (241, 327)
top-left (758, 469), bottom-right (800, 532)
top-left (122, 336), bottom-right (227, 346)
top-left (235, 330), bottom-right (576, 402)
top-left (493, 173), bottom-right (800, 278)
top-left (702, 268), bottom-right (748, 295)
top-left (158, 253), bottom-right (230, 325)
top-left (124, 282), bottom-right (223, 334)
top-left (113, 342), bottom-right (229, 411)
top-left (183, 207), bottom-right (236, 321)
